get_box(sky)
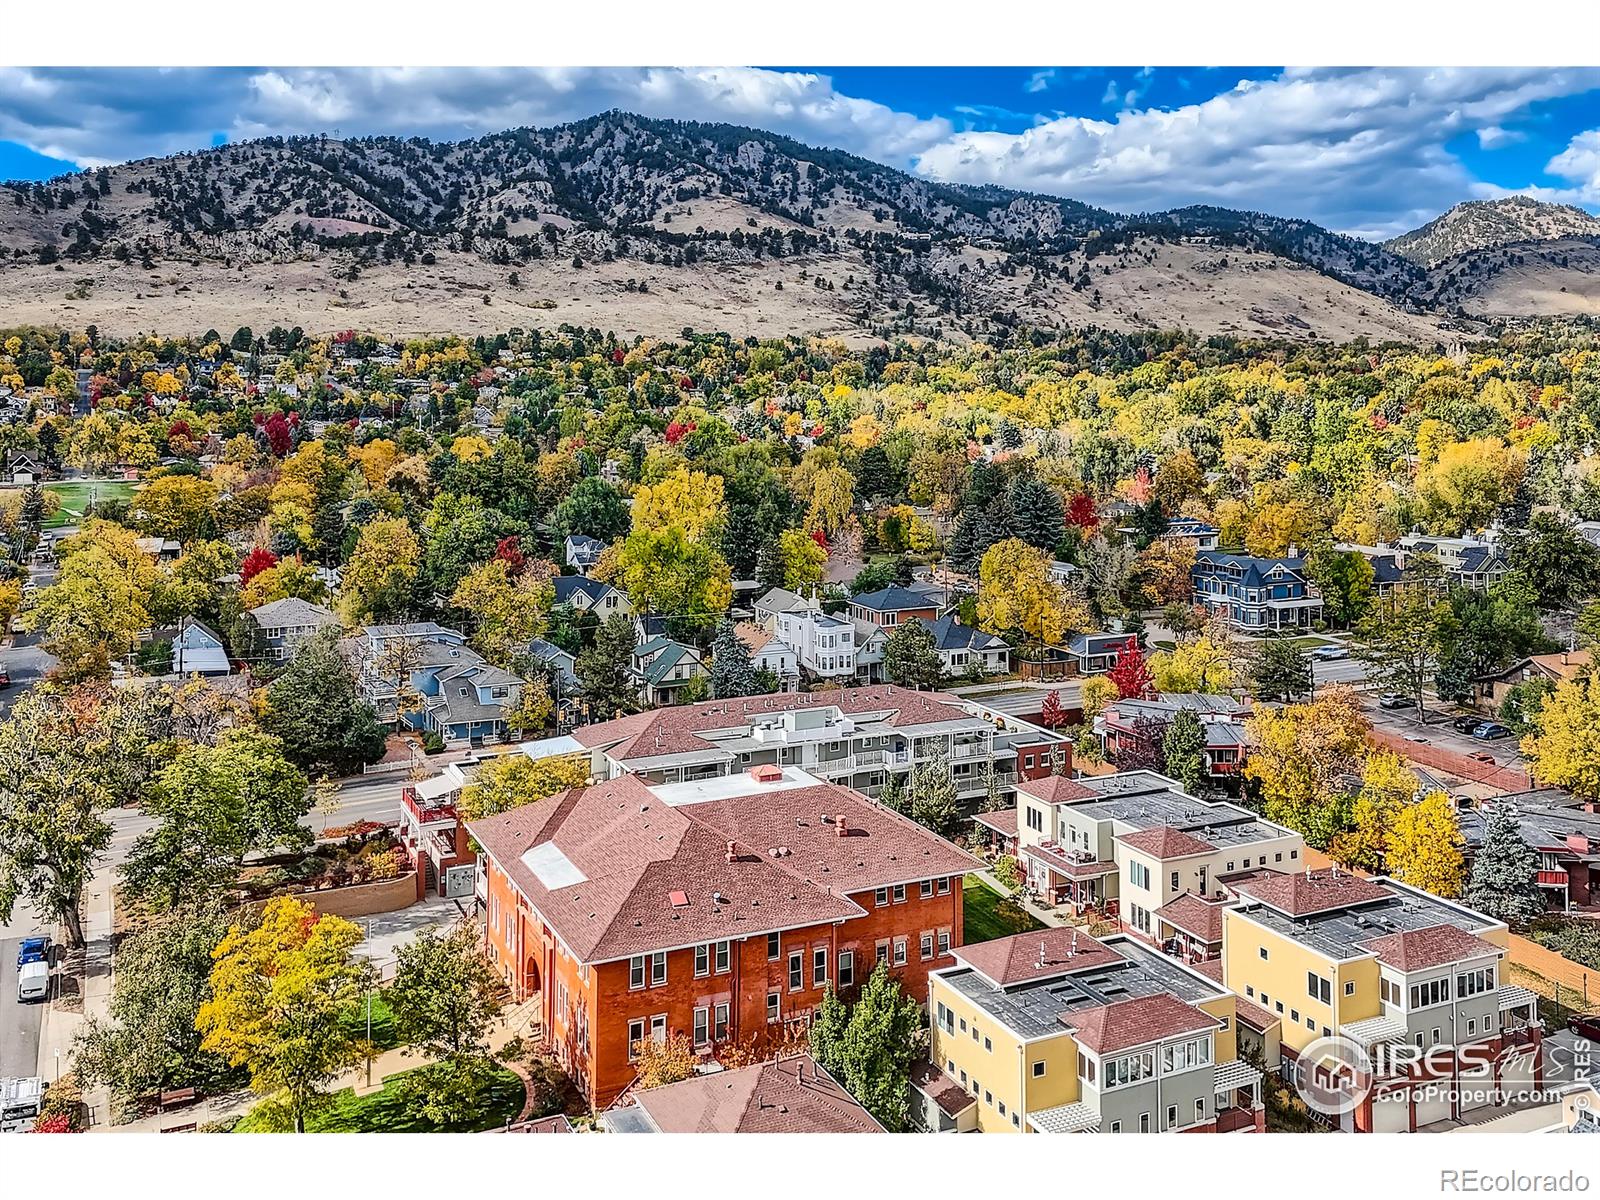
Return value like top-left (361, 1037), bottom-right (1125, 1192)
top-left (2, 65), bottom-right (1600, 241)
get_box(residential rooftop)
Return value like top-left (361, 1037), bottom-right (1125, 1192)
top-left (1037, 770), bottom-right (1297, 851)
top-left (610, 1054), bottom-right (883, 1133)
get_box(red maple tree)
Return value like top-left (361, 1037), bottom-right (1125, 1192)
top-left (239, 546), bottom-right (278, 587)
top-left (262, 412), bottom-right (292, 457)
top-left (1066, 493), bottom-right (1098, 531)
top-left (494, 535), bottom-right (526, 574)
top-left (1106, 638), bottom-right (1154, 700)
top-left (1039, 689), bottom-right (1066, 729)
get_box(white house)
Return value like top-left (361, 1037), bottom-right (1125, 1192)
top-left (553, 576), bottom-right (633, 620)
top-left (774, 598), bottom-right (856, 680)
top-left (563, 534), bottom-right (605, 575)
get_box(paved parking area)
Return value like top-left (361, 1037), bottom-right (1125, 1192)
top-left (352, 893), bottom-right (472, 980)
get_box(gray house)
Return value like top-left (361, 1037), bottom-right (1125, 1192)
top-left (249, 597), bottom-right (341, 662)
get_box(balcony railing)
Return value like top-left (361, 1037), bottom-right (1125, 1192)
top-left (1215, 1107), bottom-right (1257, 1133)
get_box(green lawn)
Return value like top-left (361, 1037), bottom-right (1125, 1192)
top-left (964, 877), bottom-right (1045, 944)
top-left (35, 480), bottom-right (137, 527)
top-left (233, 1064), bottom-right (524, 1133)
top-left (341, 993), bottom-right (399, 1051)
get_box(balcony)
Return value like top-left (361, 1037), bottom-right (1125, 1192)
top-left (1215, 1107), bottom-right (1258, 1133)
top-left (951, 742), bottom-right (991, 761)
top-left (1535, 869), bottom-right (1570, 886)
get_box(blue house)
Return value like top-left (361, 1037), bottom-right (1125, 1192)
top-left (1191, 551), bottom-right (1323, 632)
top-left (355, 622), bottom-right (529, 747)
top-left (170, 617), bottom-right (232, 675)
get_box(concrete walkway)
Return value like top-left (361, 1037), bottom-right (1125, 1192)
top-left (38, 866), bottom-right (115, 1126)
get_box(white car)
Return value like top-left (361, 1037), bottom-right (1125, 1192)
top-left (1311, 645), bottom-right (1349, 661)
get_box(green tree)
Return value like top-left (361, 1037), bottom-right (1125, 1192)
top-left (577, 613), bottom-right (639, 719)
top-left (1006, 475), bottom-right (1065, 553)
top-left (121, 729), bottom-right (310, 910)
top-left (550, 476), bottom-right (629, 544)
top-left (908, 755), bottom-right (959, 836)
top-left (1355, 579), bottom-right (1448, 720)
top-left (1306, 547), bottom-right (1375, 629)
top-left (388, 926), bottom-right (504, 1126)
top-left (261, 628), bottom-right (388, 775)
top-left (73, 905), bottom-right (236, 1111)
top-left (829, 961), bottom-right (922, 1131)
top-left (708, 619), bottom-right (759, 698)
top-left (1249, 636), bottom-right (1313, 703)
top-left (883, 619), bottom-right (944, 690)
top-left (808, 985), bottom-right (850, 1073)
top-left (1162, 709), bottom-right (1207, 794)
top-left (1464, 803), bottom-right (1546, 926)
top-left (1502, 513), bottom-right (1600, 611)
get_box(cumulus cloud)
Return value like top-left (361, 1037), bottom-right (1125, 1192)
top-left (913, 67), bottom-right (1600, 237)
top-left (1544, 127), bottom-right (1600, 201)
top-left (1475, 124), bottom-right (1526, 149)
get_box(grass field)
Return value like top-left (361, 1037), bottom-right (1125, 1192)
top-left (18, 480), bottom-right (138, 528)
top-left (963, 877), bottom-right (1045, 944)
top-left (233, 1064), bottom-right (523, 1133)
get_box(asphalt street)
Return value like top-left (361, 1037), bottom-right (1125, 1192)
top-left (0, 936), bottom-right (47, 1081)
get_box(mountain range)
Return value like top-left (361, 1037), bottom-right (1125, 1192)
top-left (0, 111), bottom-right (1596, 343)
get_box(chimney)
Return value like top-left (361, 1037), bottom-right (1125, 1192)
top-left (1069, 930), bottom-right (1078, 957)
top-left (1037, 940), bottom-right (1046, 968)
top-left (726, 840), bottom-right (737, 863)
top-left (836, 815), bottom-right (848, 838)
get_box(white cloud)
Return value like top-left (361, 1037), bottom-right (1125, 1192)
top-left (1025, 69), bottom-right (1055, 95)
top-left (913, 67), bottom-right (1600, 237)
top-left (1544, 127), bottom-right (1600, 201)
top-left (1475, 124), bottom-right (1526, 149)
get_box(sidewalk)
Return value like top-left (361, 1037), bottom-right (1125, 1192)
top-left (38, 867), bottom-right (116, 1126)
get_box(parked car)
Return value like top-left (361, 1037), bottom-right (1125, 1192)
top-left (1472, 722), bottom-right (1513, 740)
top-left (1452, 716), bottom-right (1483, 733)
top-left (16, 936), bottom-right (50, 967)
top-left (0, 668), bottom-right (11, 689)
top-left (1378, 693), bottom-right (1418, 709)
top-left (1311, 645), bottom-right (1349, 661)
top-left (16, 960), bottom-right (48, 1003)
top-left (1569, 1013), bottom-right (1600, 1042)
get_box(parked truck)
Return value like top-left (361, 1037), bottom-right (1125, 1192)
top-left (0, 1076), bottom-right (46, 1132)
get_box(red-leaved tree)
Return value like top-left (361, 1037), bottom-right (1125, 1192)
top-left (239, 546), bottom-right (278, 587)
top-left (495, 535), bottom-right (526, 575)
top-left (1106, 638), bottom-right (1154, 700)
top-left (1039, 689), bottom-right (1065, 729)
top-left (263, 412), bottom-right (292, 457)
top-left (1067, 493), bottom-right (1098, 531)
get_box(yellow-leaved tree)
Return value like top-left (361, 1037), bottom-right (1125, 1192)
top-left (977, 537), bottom-right (1091, 657)
top-left (1520, 675), bottom-right (1600, 805)
top-left (1149, 632), bottom-right (1236, 694)
top-left (340, 516), bottom-right (421, 624)
top-left (458, 753), bottom-right (590, 821)
top-left (1330, 750), bottom-right (1417, 873)
top-left (1243, 686), bottom-right (1370, 846)
top-left (631, 466), bottom-right (725, 539)
top-left (196, 897), bottom-right (372, 1133)
top-left (1386, 792), bottom-right (1466, 898)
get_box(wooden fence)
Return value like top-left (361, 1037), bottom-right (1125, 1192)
top-left (1506, 933), bottom-right (1595, 1012)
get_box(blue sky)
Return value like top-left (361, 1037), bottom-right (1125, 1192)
top-left (2, 66), bottom-right (1598, 239)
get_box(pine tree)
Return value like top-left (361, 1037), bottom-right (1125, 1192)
top-left (946, 507), bottom-right (986, 573)
top-left (708, 619), bottom-right (759, 698)
top-left (1465, 803), bottom-right (1546, 925)
top-left (577, 613), bottom-right (639, 719)
top-left (755, 540), bottom-right (785, 592)
top-left (883, 619), bottom-right (943, 690)
top-left (1162, 709), bottom-right (1207, 794)
top-left (878, 770), bottom-right (907, 814)
top-left (1007, 476), bottom-right (1065, 553)
top-left (909, 755), bottom-right (959, 836)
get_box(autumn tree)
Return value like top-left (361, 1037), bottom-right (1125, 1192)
top-left (1106, 639), bottom-right (1154, 701)
top-left (1330, 751), bottom-right (1416, 873)
top-left (1306, 547), bottom-right (1376, 629)
top-left (261, 628), bottom-right (388, 775)
top-left (196, 897), bottom-right (372, 1133)
top-left (632, 467), bottom-right (725, 539)
top-left (1039, 689), bottom-right (1066, 729)
top-left (449, 557), bottom-right (556, 666)
top-left (457, 753), bottom-right (589, 822)
top-left (977, 537), bottom-right (1089, 657)
top-left (1243, 686), bottom-right (1369, 846)
top-left (1079, 675), bottom-right (1118, 721)
top-left (1355, 575), bottom-right (1448, 720)
top-left (1149, 632), bottom-right (1235, 694)
top-left (26, 519), bottom-right (158, 678)
top-left (633, 1031), bottom-right (695, 1089)
top-left (1516, 675), bottom-right (1599, 804)
top-left (1387, 792), bottom-right (1466, 898)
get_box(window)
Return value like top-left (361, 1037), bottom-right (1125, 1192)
top-left (1242, 858), bottom-right (1251, 869)
top-left (629, 956), bottom-right (646, 990)
top-left (1129, 862), bottom-right (1151, 890)
top-left (650, 1014), bottom-right (666, 1044)
top-left (715, 941), bottom-right (730, 974)
top-left (839, 950), bottom-right (854, 989)
top-left (1245, 985), bottom-right (1255, 998)
top-left (788, 951), bottom-right (803, 992)
top-left (1410, 978), bottom-right (1451, 1009)
top-left (768, 932), bottom-right (780, 961)
top-left (1110, 1122), bottom-right (1120, 1133)
top-left (998, 1101), bottom-right (1006, 1117)
top-left (1344, 981), bottom-right (1356, 997)
top-left (1170, 871), bottom-right (1180, 892)
top-left (938, 877), bottom-right (951, 895)
top-left (893, 938), bottom-right (908, 966)
top-left (893, 883), bottom-right (907, 904)
top-left (714, 1003), bottom-right (729, 1041)
top-left (1166, 1104), bottom-right (1177, 1129)
top-left (649, 952), bottom-right (666, 986)
top-left (1274, 1001), bottom-right (1284, 1014)
top-left (1105, 1050), bottom-right (1156, 1089)
top-left (1275, 852), bottom-right (1283, 863)
top-left (627, 1019), bottom-right (645, 1060)
top-left (1307, 971), bottom-right (1331, 1005)
top-left (695, 944), bottom-right (710, 977)
top-left (1381, 977), bottom-right (1401, 1006)
top-left (971, 1026), bottom-right (979, 1042)
top-left (921, 879), bottom-right (934, 898)
top-left (1467, 1018), bottom-right (1476, 1036)
top-left (984, 1090), bottom-right (993, 1106)
top-left (1012, 1113), bottom-right (1021, 1128)
top-left (876, 941), bottom-right (889, 966)
top-left (767, 992), bottom-right (780, 1023)
top-left (1139, 1113), bottom-right (1150, 1133)
top-left (1226, 861), bottom-right (1235, 872)
top-left (1457, 967), bottom-right (1494, 998)
top-left (921, 932), bottom-right (934, 961)
top-left (1163, 1038), bottom-right (1211, 1073)
top-left (1033, 1061), bottom-right (1046, 1078)
top-left (875, 886), bottom-right (889, 907)
top-left (1026, 807), bottom-right (1043, 833)
top-left (984, 1036), bottom-right (993, 1052)
top-left (813, 947), bottom-right (828, 988)
top-left (1290, 849), bottom-right (1299, 859)
top-left (1258, 946), bottom-right (1269, 961)
top-left (959, 1017), bottom-right (968, 1033)
top-left (693, 1006), bottom-right (709, 1047)
top-left (937, 929), bottom-right (951, 956)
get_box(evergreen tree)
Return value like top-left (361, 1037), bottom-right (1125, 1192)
top-left (855, 446), bottom-right (897, 502)
top-left (878, 770), bottom-right (907, 814)
top-left (946, 507), bottom-right (987, 573)
top-left (1006, 476), bottom-right (1065, 553)
top-left (755, 539), bottom-right (785, 592)
top-left (1250, 637), bottom-right (1313, 702)
top-left (1162, 709), bottom-right (1207, 795)
top-left (261, 629), bottom-right (387, 775)
top-left (883, 619), bottom-right (943, 690)
top-left (577, 613), bottom-right (639, 719)
top-left (909, 755), bottom-right (959, 836)
top-left (1465, 804), bottom-right (1546, 926)
top-left (708, 619), bottom-right (759, 698)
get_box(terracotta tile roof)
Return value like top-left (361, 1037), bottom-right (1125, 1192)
top-left (911, 1058), bottom-right (975, 1118)
top-left (1234, 869), bottom-right (1390, 917)
top-left (971, 808), bottom-right (1017, 837)
top-left (1016, 775), bottom-right (1099, 805)
top-left (1232, 995), bottom-right (1278, 1031)
top-left (1190, 958), bottom-right (1226, 983)
top-left (1156, 893), bottom-right (1227, 942)
top-left (1360, 923), bottom-right (1503, 971)
top-left (572, 685), bottom-right (981, 762)
top-left (952, 927), bottom-right (1123, 986)
top-left (1117, 825), bottom-right (1215, 859)
top-left (629, 1054), bottom-right (883, 1133)
top-left (468, 774), bottom-right (977, 964)
top-left (1065, 992), bottom-right (1219, 1055)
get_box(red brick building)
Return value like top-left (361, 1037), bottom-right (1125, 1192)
top-left (470, 766), bottom-right (979, 1107)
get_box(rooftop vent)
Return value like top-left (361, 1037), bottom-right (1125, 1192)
top-left (725, 841), bottom-right (737, 863)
